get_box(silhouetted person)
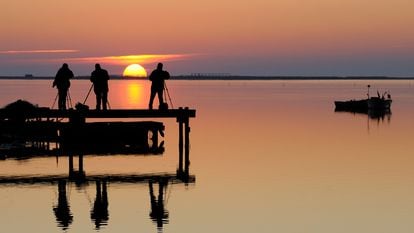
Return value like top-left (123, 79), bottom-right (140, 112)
top-left (91, 180), bottom-right (109, 229)
top-left (90, 64), bottom-right (110, 110)
top-left (148, 63), bottom-right (170, 110)
top-left (53, 180), bottom-right (73, 230)
top-left (53, 63), bottom-right (73, 110)
top-left (149, 179), bottom-right (169, 230)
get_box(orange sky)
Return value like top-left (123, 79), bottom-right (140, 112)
top-left (1, 0), bottom-right (414, 76)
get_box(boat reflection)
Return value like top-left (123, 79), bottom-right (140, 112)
top-left (335, 108), bottom-right (391, 124)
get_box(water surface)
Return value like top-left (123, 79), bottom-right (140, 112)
top-left (1, 80), bottom-right (414, 233)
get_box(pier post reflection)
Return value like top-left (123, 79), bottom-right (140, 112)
top-left (177, 109), bottom-right (191, 183)
top-left (68, 153), bottom-right (86, 185)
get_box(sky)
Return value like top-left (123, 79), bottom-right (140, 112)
top-left (1, 0), bottom-right (414, 77)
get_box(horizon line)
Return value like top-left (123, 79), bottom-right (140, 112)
top-left (0, 75), bottom-right (413, 81)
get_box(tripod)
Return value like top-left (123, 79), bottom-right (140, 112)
top-left (66, 90), bottom-right (73, 109)
top-left (83, 84), bottom-right (94, 104)
top-left (164, 83), bottom-right (174, 109)
top-left (52, 90), bottom-right (73, 110)
top-left (51, 92), bottom-right (58, 109)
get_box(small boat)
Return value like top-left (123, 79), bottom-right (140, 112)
top-left (367, 97), bottom-right (392, 110)
top-left (335, 99), bottom-right (368, 111)
top-left (335, 97), bottom-right (392, 111)
top-left (334, 85), bottom-right (392, 111)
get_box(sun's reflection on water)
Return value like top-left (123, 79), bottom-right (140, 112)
top-left (126, 82), bottom-right (145, 107)
top-left (110, 80), bottom-right (149, 109)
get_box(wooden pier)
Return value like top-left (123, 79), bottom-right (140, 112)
top-left (0, 106), bottom-right (196, 232)
top-left (0, 106), bottom-right (196, 179)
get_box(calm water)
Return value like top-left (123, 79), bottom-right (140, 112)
top-left (1, 79), bottom-right (414, 233)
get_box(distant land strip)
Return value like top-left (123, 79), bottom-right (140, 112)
top-left (1, 75), bottom-right (414, 80)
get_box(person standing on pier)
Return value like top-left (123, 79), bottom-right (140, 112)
top-left (148, 63), bottom-right (170, 110)
top-left (90, 64), bottom-right (110, 110)
top-left (53, 63), bottom-right (74, 110)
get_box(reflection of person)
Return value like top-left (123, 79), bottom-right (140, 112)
top-left (148, 63), bottom-right (170, 110)
top-left (149, 179), bottom-right (169, 229)
top-left (90, 64), bottom-right (110, 110)
top-left (53, 63), bottom-right (73, 110)
top-left (53, 180), bottom-right (73, 230)
top-left (91, 180), bottom-right (109, 229)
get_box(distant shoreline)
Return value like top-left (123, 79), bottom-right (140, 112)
top-left (1, 75), bottom-right (414, 80)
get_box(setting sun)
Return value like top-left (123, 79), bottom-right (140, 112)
top-left (123, 64), bottom-right (147, 78)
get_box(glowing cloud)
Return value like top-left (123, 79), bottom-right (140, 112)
top-left (62, 54), bottom-right (192, 65)
top-left (0, 49), bottom-right (79, 54)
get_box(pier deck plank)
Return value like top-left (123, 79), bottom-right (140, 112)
top-left (0, 108), bottom-right (196, 120)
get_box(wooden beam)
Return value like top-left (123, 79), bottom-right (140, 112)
top-left (0, 173), bottom-right (195, 185)
top-left (0, 108), bottom-right (196, 120)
